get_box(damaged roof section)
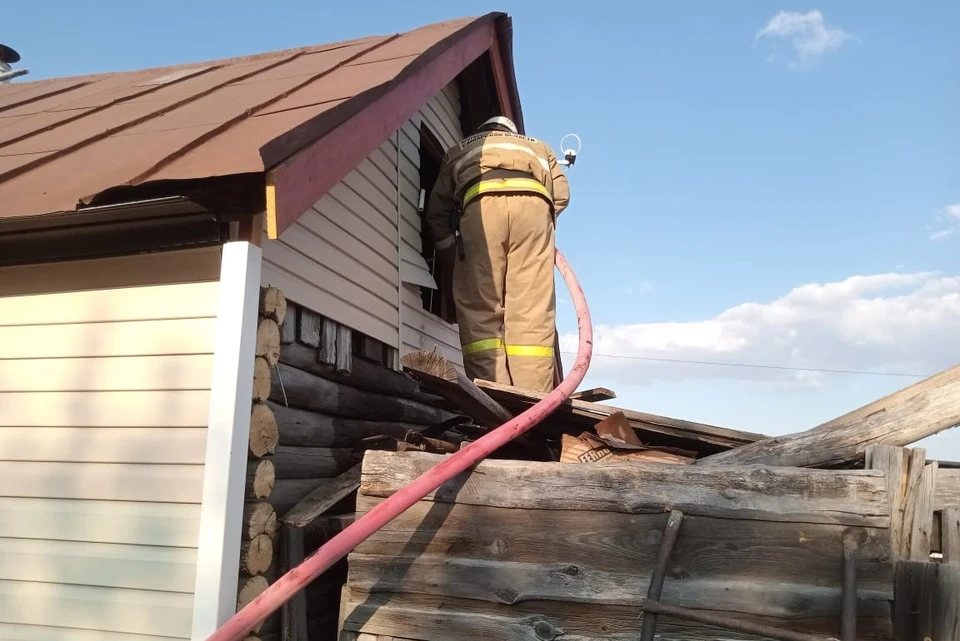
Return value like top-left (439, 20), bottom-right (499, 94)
top-left (0, 13), bottom-right (515, 221)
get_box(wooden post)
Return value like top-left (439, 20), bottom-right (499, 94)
top-left (936, 563), bottom-right (960, 640)
top-left (281, 526), bottom-right (308, 641)
top-left (942, 506), bottom-right (960, 565)
top-left (866, 445), bottom-right (938, 561)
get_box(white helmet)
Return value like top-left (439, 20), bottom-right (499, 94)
top-left (479, 116), bottom-right (518, 134)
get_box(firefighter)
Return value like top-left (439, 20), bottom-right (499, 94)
top-left (425, 116), bottom-right (570, 393)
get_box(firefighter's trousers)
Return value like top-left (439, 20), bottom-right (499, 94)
top-left (452, 193), bottom-right (556, 393)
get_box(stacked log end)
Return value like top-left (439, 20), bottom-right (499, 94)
top-left (236, 286), bottom-right (288, 635)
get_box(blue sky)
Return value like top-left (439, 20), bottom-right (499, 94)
top-left (7, 1), bottom-right (960, 457)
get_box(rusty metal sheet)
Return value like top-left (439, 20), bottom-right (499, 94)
top-left (0, 15), bottom-right (482, 220)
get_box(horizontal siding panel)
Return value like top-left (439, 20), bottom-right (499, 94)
top-left (401, 288), bottom-right (462, 368)
top-left (326, 184), bottom-right (397, 244)
top-left (356, 158), bottom-right (397, 203)
top-left (340, 172), bottom-right (397, 228)
top-left (277, 218), bottom-right (397, 306)
top-left (0, 281), bottom-right (220, 327)
top-left (313, 196), bottom-right (396, 264)
top-left (0, 390), bottom-right (211, 427)
top-left (0, 622), bottom-right (185, 641)
top-left (1, 462), bottom-right (203, 503)
top-left (0, 498), bottom-right (200, 547)
top-left (0, 318), bottom-right (217, 359)
top-left (0, 427), bottom-right (207, 464)
top-left (422, 101), bottom-right (458, 149)
top-left (261, 262), bottom-right (398, 347)
top-left (0, 539), bottom-right (196, 592)
top-left (0, 579), bottom-right (193, 638)
top-left (0, 355), bottom-right (214, 392)
top-left (0, 247), bottom-right (220, 298)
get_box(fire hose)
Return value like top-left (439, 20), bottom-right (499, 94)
top-left (205, 247), bottom-right (593, 641)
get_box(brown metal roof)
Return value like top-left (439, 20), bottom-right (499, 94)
top-left (0, 15), bottom-right (498, 220)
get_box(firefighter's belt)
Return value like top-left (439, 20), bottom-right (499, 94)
top-left (461, 169), bottom-right (552, 208)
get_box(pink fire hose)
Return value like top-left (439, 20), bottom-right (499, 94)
top-left (205, 248), bottom-right (593, 641)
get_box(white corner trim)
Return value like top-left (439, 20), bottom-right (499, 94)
top-left (191, 241), bottom-right (262, 639)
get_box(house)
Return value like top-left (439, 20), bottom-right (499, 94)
top-left (0, 12), bottom-right (528, 640)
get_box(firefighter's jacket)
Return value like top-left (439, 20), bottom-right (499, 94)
top-left (425, 129), bottom-right (570, 251)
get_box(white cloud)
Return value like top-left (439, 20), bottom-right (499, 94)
top-left (930, 203), bottom-right (960, 241)
top-left (560, 272), bottom-right (960, 389)
top-left (755, 10), bottom-right (856, 67)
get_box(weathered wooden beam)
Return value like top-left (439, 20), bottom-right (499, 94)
top-left (942, 506), bottom-right (960, 565)
top-left (269, 401), bottom-right (444, 449)
top-left (282, 464), bottom-right (362, 528)
top-left (271, 445), bottom-right (358, 480)
top-left (894, 561), bottom-right (939, 641)
top-left (570, 386), bottom-right (616, 402)
top-left (936, 468), bottom-right (960, 511)
top-left (699, 364), bottom-right (960, 468)
top-left (867, 445), bottom-right (938, 561)
top-left (937, 564), bottom-right (960, 639)
top-left (400, 350), bottom-right (512, 428)
top-left (359, 450), bottom-right (889, 526)
top-left (280, 526), bottom-right (308, 641)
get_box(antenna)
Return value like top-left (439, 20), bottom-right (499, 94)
top-left (557, 133), bottom-right (582, 168)
top-left (0, 44), bottom-right (29, 83)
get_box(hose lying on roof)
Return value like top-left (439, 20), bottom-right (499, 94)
top-left (205, 248), bottom-right (594, 641)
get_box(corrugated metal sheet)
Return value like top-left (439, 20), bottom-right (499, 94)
top-left (0, 16), bottom-right (489, 220)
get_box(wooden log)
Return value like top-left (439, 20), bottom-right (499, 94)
top-left (401, 350), bottom-right (512, 428)
top-left (279, 341), bottom-right (440, 405)
top-left (269, 362), bottom-right (456, 425)
top-left (352, 494), bottom-right (893, 598)
top-left (257, 319), bottom-right (281, 368)
top-left (943, 506), bottom-right (960, 564)
top-left (699, 363), bottom-right (960, 468)
top-left (340, 589), bottom-right (894, 641)
top-left (282, 464), bottom-right (362, 528)
top-left (253, 356), bottom-right (272, 404)
top-left (243, 502), bottom-right (278, 540)
top-left (272, 445), bottom-right (358, 479)
top-left (249, 402), bottom-right (279, 457)
top-left (570, 386), bottom-right (616, 402)
top-left (238, 575), bottom-right (270, 632)
top-left (240, 533), bottom-right (274, 576)
top-left (259, 286), bottom-right (288, 324)
top-left (247, 459), bottom-right (276, 499)
top-left (360, 450), bottom-right (890, 527)
top-left (269, 401), bottom-right (432, 448)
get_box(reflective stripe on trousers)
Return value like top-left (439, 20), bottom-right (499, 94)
top-left (462, 338), bottom-right (554, 358)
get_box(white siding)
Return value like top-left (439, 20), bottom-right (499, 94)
top-left (398, 83), bottom-right (465, 369)
top-left (262, 137), bottom-right (402, 348)
top-left (260, 82), bottom-right (465, 369)
top-left (0, 247), bottom-right (221, 640)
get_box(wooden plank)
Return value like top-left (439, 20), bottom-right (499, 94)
top-left (1, 462), bottom-right (204, 502)
top-left (360, 450), bottom-right (890, 526)
top-left (401, 350), bottom-right (512, 428)
top-left (867, 444), bottom-right (908, 558)
top-left (0, 280), bottom-right (219, 326)
top-left (340, 589), bottom-right (894, 641)
top-left (475, 379), bottom-right (764, 449)
top-left (0, 538), bottom-right (197, 592)
top-left (352, 494), bottom-right (893, 590)
top-left (0, 427), bottom-right (207, 464)
top-left (346, 553), bottom-right (891, 620)
top-left (937, 564), bottom-right (960, 640)
top-left (336, 324), bottom-right (353, 374)
top-left (297, 306), bottom-right (322, 348)
top-left (569, 387), bottom-right (616, 402)
top-left (0, 497), bottom-right (200, 546)
top-left (894, 561), bottom-right (939, 641)
top-left (0, 390), bottom-right (211, 427)
top-left (869, 446), bottom-right (938, 561)
top-left (0, 579), bottom-right (193, 637)
top-left (936, 468), bottom-right (960, 510)
top-left (701, 364), bottom-right (960, 468)
top-left (282, 464), bottom-right (362, 528)
top-left (942, 506), bottom-right (960, 564)
top-left (0, 355), bottom-right (214, 392)
top-left (0, 318), bottom-right (217, 359)
top-left (281, 527), bottom-right (309, 641)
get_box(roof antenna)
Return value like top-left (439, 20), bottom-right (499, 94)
top-left (0, 44), bottom-right (29, 83)
top-left (557, 133), bottom-right (581, 169)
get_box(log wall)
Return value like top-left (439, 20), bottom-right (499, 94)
top-left (341, 450), bottom-right (897, 641)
